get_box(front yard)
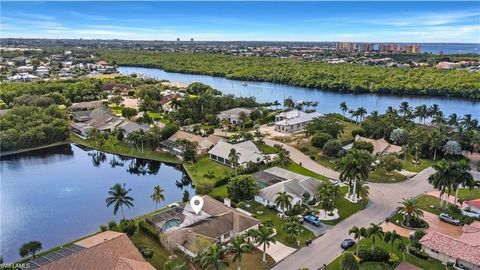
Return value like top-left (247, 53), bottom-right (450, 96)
top-left (322, 186), bottom-right (368, 226)
top-left (184, 155), bottom-right (232, 185)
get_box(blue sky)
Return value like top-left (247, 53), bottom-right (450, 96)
top-left (1, 1), bottom-right (479, 43)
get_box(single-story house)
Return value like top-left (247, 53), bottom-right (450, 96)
top-left (160, 93), bottom-right (183, 112)
top-left (217, 108), bottom-right (254, 125)
top-left (36, 66), bottom-right (49, 76)
top-left (148, 196), bottom-right (260, 258)
top-left (463, 199), bottom-right (480, 218)
top-left (420, 221), bottom-right (480, 269)
top-left (254, 167), bottom-right (323, 212)
top-left (208, 140), bottom-right (264, 167)
top-left (274, 109), bottom-right (322, 133)
top-left (161, 81), bottom-right (190, 91)
top-left (343, 135), bottom-right (402, 155)
top-left (160, 130), bottom-right (222, 158)
top-left (102, 83), bottom-right (132, 95)
top-left (69, 100), bottom-right (104, 111)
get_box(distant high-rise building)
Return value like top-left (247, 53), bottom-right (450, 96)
top-left (176, 38), bottom-right (180, 41)
top-left (190, 38), bottom-right (194, 42)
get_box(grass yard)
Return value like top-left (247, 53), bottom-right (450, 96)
top-left (368, 167), bottom-right (407, 183)
top-left (322, 186), bottom-right (368, 225)
top-left (337, 119), bottom-right (360, 145)
top-left (256, 142), bottom-right (279, 154)
top-left (402, 155), bottom-right (436, 173)
top-left (70, 133), bottom-right (180, 164)
top-left (209, 184), bottom-right (229, 199)
top-left (283, 160), bottom-right (329, 181)
top-left (239, 201), bottom-right (315, 248)
top-left (327, 236), bottom-right (444, 270)
top-left (184, 155), bottom-right (232, 185)
top-left (224, 248), bottom-right (275, 270)
top-left (415, 194), bottom-right (453, 216)
top-left (457, 188), bottom-right (480, 201)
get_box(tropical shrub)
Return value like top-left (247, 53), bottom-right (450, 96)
top-left (352, 141), bottom-right (374, 153)
top-left (227, 175), bottom-right (259, 202)
top-left (311, 132), bottom-right (332, 148)
top-left (119, 219), bottom-right (137, 236)
top-left (323, 139), bottom-right (343, 157)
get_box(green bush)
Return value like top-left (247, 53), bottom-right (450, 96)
top-left (322, 139), bottom-right (343, 157)
top-left (311, 132), bottom-right (332, 148)
top-left (119, 219), bottom-right (137, 236)
top-left (358, 247), bottom-right (389, 262)
top-left (108, 220), bottom-right (118, 230)
top-left (388, 253), bottom-right (399, 264)
top-left (351, 128), bottom-right (365, 138)
top-left (140, 246), bottom-right (154, 259)
top-left (196, 181), bottom-right (214, 194)
top-left (99, 224), bottom-right (108, 232)
top-left (341, 252), bottom-right (359, 270)
top-left (408, 247), bottom-right (429, 260)
top-left (227, 175), bottom-right (259, 202)
top-left (138, 221), bottom-right (159, 238)
top-left (352, 141), bottom-right (374, 153)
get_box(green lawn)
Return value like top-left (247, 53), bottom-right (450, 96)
top-left (256, 142), bottom-right (279, 154)
top-left (415, 194), bottom-right (452, 216)
top-left (457, 188), bottom-right (480, 201)
top-left (184, 155), bottom-right (232, 185)
top-left (70, 133), bottom-right (180, 164)
top-left (337, 119), bottom-right (360, 145)
top-left (283, 160), bottom-right (328, 181)
top-left (328, 236), bottom-right (444, 270)
top-left (239, 201), bottom-right (315, 248)
top-left (402, 156), bottom-right (436, 173)
top-left (368, 167), bottom-right (407, 183)
top-left (224, 248), bottom-right (275, 270)
top-left (322, 186), bottom-right (368, 226)
top-left (209, 184), bottom-right (228, 199)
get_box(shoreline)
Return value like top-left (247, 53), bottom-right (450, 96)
top-left (0, 141), bottom-right (70, 157)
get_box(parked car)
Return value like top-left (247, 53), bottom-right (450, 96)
top-left (296, 215), bottom-right (304, 224)
top-left (341, 239), bottom-right (355, 249)
top-left (439, 213), bottom-right (460, 226)
top-left (304, 214), bottom-right (322, 226)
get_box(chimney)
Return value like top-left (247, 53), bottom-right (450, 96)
top-left (224, 198), bottom-right (231, 208)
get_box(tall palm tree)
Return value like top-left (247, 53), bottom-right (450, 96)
top-left (451, 160), bottom-right (475, 205)
top-left (336, 149), bottom-right (372, 203)
top-left (151, 185), bottom-right (165, 211)
top-left (339, 102), bottom-right (348, 116)
top-left (447, 113), bottom-right (459, 129)
top-left (414, 105), bottom-right (428, 124)
top-left (255, 225), bottom-right (276, 263)
top-left (367, 223), bottom-right (384, 250)
top-left (238, 111), bottom-right (248, 129)
top-left (199, 244), bottom-right (229, 270)
top-left (274, 191), bottom-right (292, 213)
top-left (349, 226), bottom-right (367, 255)
top-left (227, 235), bottom-right (252, 270)
top-left (397, 197), bottom-right (423, 227)
top-left (221, 118), bottom-right (230, 137)
top-left (429, 127), bottom-right (447, 160)
top-left (355, 107), bottom-right (367, 122)
top-left (428, 160), bottom-right (455, 208)
top-left (277, 147), bottom-right (290, 167)
top-left (399, 101), bottom-right (412, 118)
top-left (105, 183), bottom-right (134, 220)
top-left (228, 148), bottom-right (241, 173)
top-left (384, 230), bottom-right (402, 253)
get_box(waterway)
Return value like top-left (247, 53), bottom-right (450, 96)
top-left (119, 66), bottom-right (479, 119)
top-left (0, 144), bottom-right (194, 262)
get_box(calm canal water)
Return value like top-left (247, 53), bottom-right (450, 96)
top-left (0, 144), bottom-right (194, 262)
top-left (119, 66), bottom-right (480, 119)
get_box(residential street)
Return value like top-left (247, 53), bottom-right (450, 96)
top-left (266, 137), bottom-right (436, 270)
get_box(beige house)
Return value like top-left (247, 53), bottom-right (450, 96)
top-left (217, 108), bottom-right (254, 125)
top-left (420, 221), bottom-right (480, 269)
top-left (160, 130), bottom-right (222, 158)
top-left (208, 140), bottom-right (265, 167)
top-left (344, 135), bottom-right (402, 155)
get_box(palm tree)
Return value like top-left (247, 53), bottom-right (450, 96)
top-left (244, 229), bottom-right (258, 244)
top-left (274, 191), bottom-right (292, 212)
top-left (447, 113), bottom-right (459, 129)
top-left (151, 185), bottom-right (165, 211)
top-left (221, 118), bottom-right (230, 137)
top-left (339, 102), bottom-right (348, 116)
top-left (349, 226), bottom-right (367, 255)
top-left (428, 160), bottom-right (455, 208)
top-left (397, 197), bottom-right (423, 227)
top-left (255, 225), bottom-right (276, 263)
top-left (282, 218), bottom-right (303, 244)
top-left (399, 101), bottom-right (412, 118)
top-left (276, 147), bottom-right (290, 167)
top-left (414, 105), bottom-right (428, 124)
top-left (254, 127), bottom-right (264, 144)
top-left (238, 111), bottom-right (248, 129)
top-left (429, 127), bottom-right (447, 160)
top-left (227, 235), bottom-right (252, 270)
top-left (384, 230), bottom-right (402, 253)
top-left (199, 244), bottom-right (229, 270)
top-left (397, 242), bottom-right (407, 261)
top-left (336, 149), bottom-right (372, 203)
top-left (228, 148), bottom-right (241, 173)
top-left (105, 183), bottom-right (134, 220)
top-left (451, 160), bottom-right (475, 205)
top-left (366, 223), bottom-right (384, 250)
top-left (355, 107), bottom-right (367, 122)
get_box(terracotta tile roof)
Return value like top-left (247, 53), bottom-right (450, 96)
top-left (395, 262), bottom-right (421, 270)
top-left (465, 199), bottom-right (480, 209)
top-left (75, 231), bottom-right (124, 248)
top-left (160, 93), bottom-right (181, 105)
top-left (420, 221), bottom-right (480, 266)
top-left (38, 231), bottom-right (155, 270)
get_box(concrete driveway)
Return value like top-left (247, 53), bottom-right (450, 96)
top-left (422, 211), bottom-right (463, 237)
top-left (302, 221), bottom-right (331, 237)
top-left (259, 241), bottom-right (297, 262)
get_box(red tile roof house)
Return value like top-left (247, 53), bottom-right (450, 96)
top-left (420, 221), bottom-right (480, 269)
top-left (463, 199), bottom-right (480, 218)
top-left (102, 83), bottom-right (133, 96)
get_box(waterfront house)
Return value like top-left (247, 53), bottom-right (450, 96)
top-left (208, 140), bottom-right (264, 167)
top-left (36, 66), bottom-right (49, 77)
top-left (160, 130), bottom-right (222, 158)
top-left (253, 167), bottom-right (322, 212)
top-left (161, 81), bottom-right (190, 91)
top-left (343, 135), bottom-right (402, 155)
top-left (160, 93), bottom-right (183, 112)
top-left (147, 195), bottom-right (260, 258)
top-left (102, 83), bottom-right (133, 96)
top-left (420, 221), bottom-right (480, 269)
top-left (217, 108), bottom-right (254, 125)
top-left (274, 109), bottom-right (322, 133)
top-left (31, 231), bottom-right (155, 270)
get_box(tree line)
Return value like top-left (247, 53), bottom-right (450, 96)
top-left (100, 50), bottom-right (480, 99)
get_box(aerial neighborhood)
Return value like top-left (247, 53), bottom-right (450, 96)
top-left (1, 3), bottom-right (480, 269)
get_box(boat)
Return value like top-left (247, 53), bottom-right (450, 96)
top-left (242, 82), bottom-right (247, 86)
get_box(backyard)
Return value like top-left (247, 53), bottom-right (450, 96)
top-left (184, 155), bottom-right (232, 185)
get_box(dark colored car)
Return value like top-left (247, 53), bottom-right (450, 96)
top-left (341, 239), bottom-right (355, 249)
top-left (304, 214), bottom-right (322, 226)
top-left (439, 213), bottom-right (460, 226)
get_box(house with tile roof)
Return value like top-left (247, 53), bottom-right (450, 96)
top-left (208, 140), bottom-right (265, 168)
top-left (343, 135), bottom-right (402, 155)
top-left (32, 231), bottom-right (154, 270)
top-left (420, 221), bottom-right (480, 269)
top-left (160, 130), bottom-right (222, 158)
top-left (217, 108), bottom-right (254, 125)
top-left (254, 167), bottom-right (323, 212)
top-left (274, 109), bottom-right (322, 133)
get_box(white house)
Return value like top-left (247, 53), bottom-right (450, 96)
top-left (254, 167), bottom-right (322, 212)
top-left (208, 140), bottom-right (264, 167)
top-left (217, 108), bottom-right (254, 125)
top-left (36, 66), bottom-right (49, 76)
top-left (274, 109), bottom-right (322, 133)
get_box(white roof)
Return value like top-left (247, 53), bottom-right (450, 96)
top-left (208, 140), bottom-right (264, 164)
top-left (275, 109), bottom-right (322, 126)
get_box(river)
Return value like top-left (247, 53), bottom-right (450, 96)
top-left (0, 144), bottom-right (194, 263)
top-left (119, 66), bottom-right (480, 119)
